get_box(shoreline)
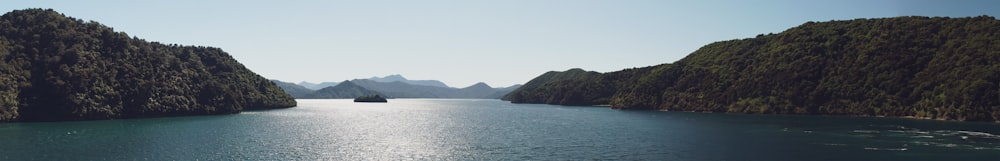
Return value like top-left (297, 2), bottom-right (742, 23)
top-left (641, 107), bottom-right (1000, 123)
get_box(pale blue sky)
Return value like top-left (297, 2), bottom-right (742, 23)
top-left (3, 0), bottom-right (999, 87)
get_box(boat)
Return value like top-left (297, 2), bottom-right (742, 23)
top-left (354, 95), bottom-right (388, 103)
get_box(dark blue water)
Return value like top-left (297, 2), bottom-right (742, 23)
top-left (1, 99), bottom-right (998, 160)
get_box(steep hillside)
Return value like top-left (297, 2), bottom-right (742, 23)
top-left (503, 68), bottom-right (649, 105)
top-left (505, 16), bottom-right (1000, 121)
top-left (0, 9), bottom-right (296, 122)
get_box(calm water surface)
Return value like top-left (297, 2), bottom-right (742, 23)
top-left (2, 99), bottom-right (999, 160)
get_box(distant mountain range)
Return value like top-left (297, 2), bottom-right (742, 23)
top-left (297, 81), bottom-right (340, 90)
top-left (301, 81), bottom-right (383, 99)
top-left (368, 74), bottom-right (449, 88)
top-left (271, 80), bottom-right (315, 98)
top-left (272, 75), bottom-right (520, 99)
top-left (296, 75), bottom-right (449, 90)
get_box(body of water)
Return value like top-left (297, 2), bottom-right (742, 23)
top-left (1, 99), bottom-right (999, 160)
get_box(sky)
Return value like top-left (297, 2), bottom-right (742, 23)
top-left (3, 0), bottom-right (999, 88)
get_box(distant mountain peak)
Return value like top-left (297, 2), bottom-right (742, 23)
top-left (566, 68), bottom-right (588, 72)
top-left (466, 82), bottom-right (492, 89)
top-left (370, 74), bottom-right (408, 82)
top-left (385, 74), bottom-right (405, 79)
top-left (339, 80), bottom-right (356, 85)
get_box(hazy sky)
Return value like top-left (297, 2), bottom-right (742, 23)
top-left (3, 0), bottom-right (999, 87)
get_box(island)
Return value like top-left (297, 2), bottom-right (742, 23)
top-left (354, 95), bottom-right (388, 103)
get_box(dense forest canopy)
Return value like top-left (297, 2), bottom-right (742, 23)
top-left (0, 9), bottom-right (296, 122)
top-left (504, 16), bottom-right (1000, 121)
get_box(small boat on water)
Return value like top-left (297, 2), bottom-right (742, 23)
top-left (354, 95), bottom-right (388, 103)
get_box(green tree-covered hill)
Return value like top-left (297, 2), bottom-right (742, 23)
top-left (0, 9), bottom-right (296, 122)
top-left (504, 16), bottom-right (1000, 121)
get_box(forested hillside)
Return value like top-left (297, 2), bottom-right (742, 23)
top-left (0, 9), bottom-right (296, 122)
top-left (504, 16), bottom-right (1000, 121)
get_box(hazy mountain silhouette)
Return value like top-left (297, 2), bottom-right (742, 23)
top-left (298, 81), bottom-right (339, 90)
top-left (270, 80), bottom-right (314, 98)
top-left (456, 82), bottom-right (498, 98)
top-left (301, 81), bottom-right (383, 99)
top-left (272, 76), bottom-right (518, 99)
top-left (369, 74), bottom-right (450, 88)
top-left (350, 79), bottom-right (455, 98)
